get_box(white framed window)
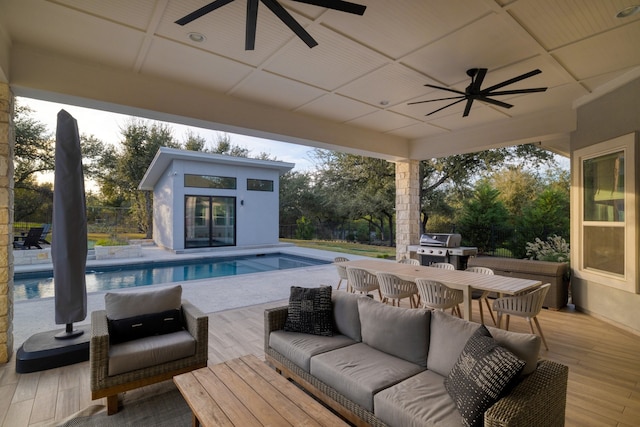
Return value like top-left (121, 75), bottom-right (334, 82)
top-left (571, 133), bottom-right (638, 293)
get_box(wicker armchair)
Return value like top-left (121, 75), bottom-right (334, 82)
top-left (346, 266), bottom-right (383, 299)
top-left (376, 272), bottom-right (419, 307)
top-left (334, 256), bottom-right (350, 291)
top-left (415, 278), bottom-right (464, 317)
top-left (397, 258), bottom-right (420, 265)
top-left (465, 266), bottom-right (497, 325)
top-left (493, 283), bottom-right (551, 350)
top-left (90, 300), bottom-right (208, 414)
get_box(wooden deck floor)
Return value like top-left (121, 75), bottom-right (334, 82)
top-left (1, 295), bottom-right (640, 426)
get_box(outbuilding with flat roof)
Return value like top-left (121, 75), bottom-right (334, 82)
top-left (139, 147), bottom-right (294, 251)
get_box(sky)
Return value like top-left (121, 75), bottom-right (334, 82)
top-left (17, 97), bottom-right (318, 175)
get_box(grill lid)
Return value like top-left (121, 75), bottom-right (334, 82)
top-left (419, 233), bottom-right (462, 248)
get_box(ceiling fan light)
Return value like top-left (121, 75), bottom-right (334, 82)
top-left (188, 32), bottom-right (206, 43)
top-left (616, 5), bottom-right (640, 18)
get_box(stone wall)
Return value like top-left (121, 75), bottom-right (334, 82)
top-left (0, 83), bottom-right (13, 363)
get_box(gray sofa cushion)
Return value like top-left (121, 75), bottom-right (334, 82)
top-left (428, 310), bottom-right (541, 377)
top-left (374, 370), bottom-right (462, 427)
top-left (105, 285), bottom-right (182, 320)
top-left (108, 330), bottom-right (196, 376)
top-left (445, 326), bottom-right (525, 427)
top-left (269, 330), bottom-right (356, 372)
top-left (332, 291), bottom-right (362, 341)
top-left (427, 310), bottom-right (484, 376)
top-left (310, 342), bottom-right (425, 411)
top-left (357, 297), bottom-right (430, 367)
top-left (486, 325), bottom-right (541, 375)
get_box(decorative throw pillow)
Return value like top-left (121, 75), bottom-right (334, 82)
top-left (108, 309), bottom-right (184, 344)
top-left (284, 286), bottom-right (333, 336)
top-left (445, 325), bottom-right (525, 427)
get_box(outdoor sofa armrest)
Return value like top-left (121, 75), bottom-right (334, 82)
top-left (264, 306), bottom-right (288, 352)
top-left (90, 310), bottom-right (111, 391)
top-left (181, 300), bottom-right (209, 361)
top-left (485, 359), bottom-right (568, 427)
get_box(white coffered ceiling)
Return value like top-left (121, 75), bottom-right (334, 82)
top-left (1, 0), bottom-right (639, 161)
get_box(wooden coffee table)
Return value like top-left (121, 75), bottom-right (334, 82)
top-left (174, 354), bottom-right (349, 427)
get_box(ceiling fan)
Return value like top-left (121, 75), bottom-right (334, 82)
top-left (408, 68), bottom-right (547, 117)
top-left (175, 0), bottom-right (366, 50)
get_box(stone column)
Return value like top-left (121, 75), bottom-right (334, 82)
top-left (395, 159), bottom-right (420, 261)
top-left (0, 83), bottom-right (13, 363)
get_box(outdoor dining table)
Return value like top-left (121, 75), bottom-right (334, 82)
top-left (339, 259), bottom-right (541, 322)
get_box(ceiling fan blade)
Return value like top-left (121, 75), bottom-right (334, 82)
top-left (424, 84), bottom-right (466, 96)
top-left (485, 87), bottom-right (547, 96)
top-left (175, 0), bottom-right (235, 25)
top-left (477, 96), bottom-right (513, 109)
top-left (463, 98), bottom-right (474, 117)
top-left (292, 0), bottom-right (366, 15)
top-left (262, 0), bottom-right (318, 47)
top-left (481, 69), bottom-right (542, 93)
top-left (470, 68), bottom-right (487, 93)
top-left (407, 95), bottom-right (466, 105)
top-left (246, 0), bottom-right (259, 50)
top-left (426, 98), bottom-right (467, 116)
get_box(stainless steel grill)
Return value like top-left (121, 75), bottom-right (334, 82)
top-left (417, 233), bottom-right (477, 269)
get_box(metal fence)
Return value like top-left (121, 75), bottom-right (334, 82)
top-left (15, 206), bottom-right (140, 236)
top-left (280, 221), bottom-right (569, 259)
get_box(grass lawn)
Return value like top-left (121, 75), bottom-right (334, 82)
top-left (280, 239), bottom-right (395, 259)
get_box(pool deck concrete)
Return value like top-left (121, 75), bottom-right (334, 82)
top-left (12, 243), bottom-right (379, 346)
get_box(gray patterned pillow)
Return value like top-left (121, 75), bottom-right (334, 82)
top-left (445, 325), bottom-right (525, 427)
top-left (284, 286), bottom-right (333, 336)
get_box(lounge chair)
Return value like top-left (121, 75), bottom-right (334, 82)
top-left (39, 223), bottom-right (51, 244)
top-left (13, 227), bottom-right (44, 250)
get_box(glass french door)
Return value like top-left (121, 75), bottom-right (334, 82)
top-left (185, 196), bottom-right (236, 248)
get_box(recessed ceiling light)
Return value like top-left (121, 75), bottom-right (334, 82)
top-left (616, 5), bottom-right (640, 18)
top-left (379, 100), bottom-right (389, 106)
top-left (188, 32), bottom-right (206, 43)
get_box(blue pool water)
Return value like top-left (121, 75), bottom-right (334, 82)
top-left (13, 253), bottom-right (329, 301)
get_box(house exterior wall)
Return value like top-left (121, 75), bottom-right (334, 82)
top-left (570, 77), bottom-right (640, 335)
top-left (153, 158), bottom-right (282, 251)
top-left (152, 165), bottom-right (175, 250)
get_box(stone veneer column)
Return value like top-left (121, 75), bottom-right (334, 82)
top-left (395, 159), bottom-right (420, 261)
top-left (0, 83), bottom-right (13, 363)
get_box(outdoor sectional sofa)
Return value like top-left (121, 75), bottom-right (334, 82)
top-left (265, 288), bottom-right (568, 427)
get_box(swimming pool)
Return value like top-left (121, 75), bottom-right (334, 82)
top-left (13, 253), bottom-right (330, 301)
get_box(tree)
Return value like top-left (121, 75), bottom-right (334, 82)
top-left (13, 103), bottom-right (107, 222)
top-left (183, 131), bottom-right (207, 152)
top-left (420, 144), bottom-right (556, 232)
top-left (210, 133), bottom-right (249, 157)
top-left (490, 166), bottom-right (542, 220)
top-left (97, 119), bottom-right (180, 237)
top-left (456, 181), bottom-right (510, 253)
top-left (313, 150), bottom-right (396, 245)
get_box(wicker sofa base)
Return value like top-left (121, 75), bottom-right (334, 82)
top-left (265, 304), bottom-right (569, 427)
top-left (265, 349), bottom-right (386, 427)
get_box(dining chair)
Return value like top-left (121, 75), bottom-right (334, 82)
top-left (415, 278), bottom-right (463, 317)
top-left (346, 267), bottom-right (383, 300)
top-left (334, 257), bottom-right (350, 291)
top-left (376, 272), bottom-right (418, 308)
top-left (429, 262), bottom-right (455, 270)
top-left (465, 266), bottom-right (496, 325)
top-left (493, 283), bottom-right (551, 350)
top-left (397, 258), bottom-right (420, 265)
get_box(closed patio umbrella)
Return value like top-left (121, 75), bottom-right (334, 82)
top-left (15, 110), bottom-right (90, 372)
top-left (52, 109), bottom-right (88, 338)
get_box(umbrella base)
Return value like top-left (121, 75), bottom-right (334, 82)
top-left (15, 325), bottom-right (90, 373)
